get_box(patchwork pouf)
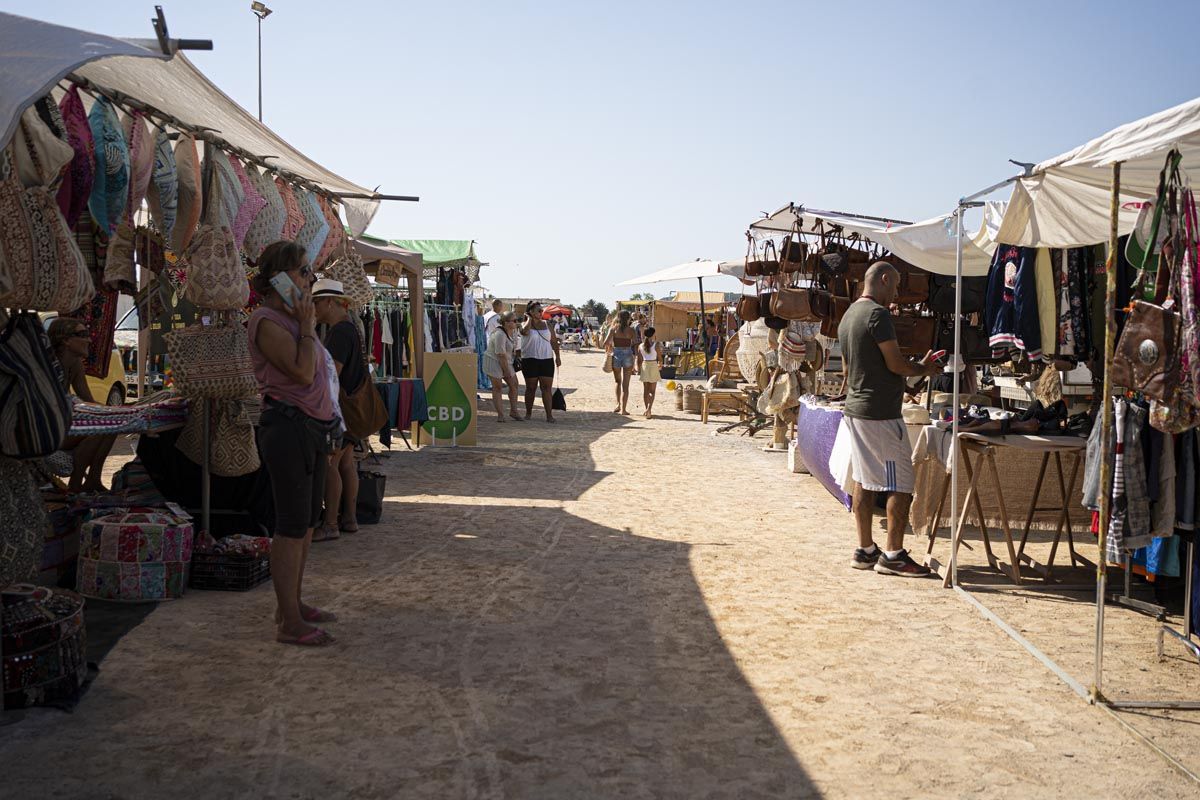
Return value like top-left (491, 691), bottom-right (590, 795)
top-left (76, 508), bottom-right (194, 601)
top-left (2, 585), bottom-right (87, 709)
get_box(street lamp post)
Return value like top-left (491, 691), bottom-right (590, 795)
top-left (250, 2), bottom-right (272, 122)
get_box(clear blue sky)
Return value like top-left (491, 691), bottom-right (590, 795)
top-left (8, 1), bottom-right (1199, 306)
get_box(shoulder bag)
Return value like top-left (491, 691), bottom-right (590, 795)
top-left (0, 311), bottom-right (72, 459)
top-left (176, 398), bottom-right (261, 477)
top-left (338, 324), bottom-right (389, 439)
top-left (165, 317), bottom-right (257, 399)
top-left (183, 144), bottom-right (249, 311)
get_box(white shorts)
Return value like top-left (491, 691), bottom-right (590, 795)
top-left (844, 416), bottom-right (914, 494)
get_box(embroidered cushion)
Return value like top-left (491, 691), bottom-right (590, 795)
top-left (122, 111), bottom-right (154, 224)
top-left (228, 156), bottom-right (266, 248)
top-left (242, 166), bottom-right (285, 260)
top-left (76, 508), bottom-right (194, 601)
top-left (55, 86), bottom-right (94, 230)
top-left (145, 130), bottom-right (178, 240)
top-left (275, 177), bottom-right (305, 241)
top-left (86, 96), bottom-right (128, 235)
top-left (172, 133), bottom-right (201, 253)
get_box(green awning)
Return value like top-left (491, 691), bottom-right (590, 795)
top-left (388, 239), bottom-right (476, 266)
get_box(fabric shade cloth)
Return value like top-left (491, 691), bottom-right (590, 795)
top-left (616, 258), bottom-right (745, 286)
top-left (749, 204), bottom-right (1000, 278)
top-left (0, 12), bottom-right (166, 153)
top-left (352, 236), bottom-right (423, 274)
top-left (997, 95), bottom-right (1200, 248)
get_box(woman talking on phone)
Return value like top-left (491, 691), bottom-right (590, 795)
top-left (519, 301), bottom-right (561, 422)
top-left (249, 241), bottom-right (342, 647)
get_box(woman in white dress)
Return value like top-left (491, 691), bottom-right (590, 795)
top-left (636, 326), bottom-right (663, 419)
top-left (483, 313), bottom-right (523, 422)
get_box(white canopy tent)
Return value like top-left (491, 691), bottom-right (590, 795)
top-left (615, 258), bottom-right (745, 286)
top-left (750, 204), bottom-right (1001, 277)
top-left (997, 96), bottom-right (1200, 248)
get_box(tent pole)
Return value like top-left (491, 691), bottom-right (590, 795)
top-left (948, 204), bottom-right (967, 588)
top-left (1093, 161), bottom-right (1121, 703)
top-left (699, 277), bottom-right (710, 378)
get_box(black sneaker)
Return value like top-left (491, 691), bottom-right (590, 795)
top-left (874, 549), bottom-right (933, 578)
top-left (851, 547), bottom-right (881, 570)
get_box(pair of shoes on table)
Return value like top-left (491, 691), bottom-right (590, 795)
top-left (851, 547), bottom-right (932, 578)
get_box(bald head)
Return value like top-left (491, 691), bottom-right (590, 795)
top-left (863, 261), bottom-right (898, 304)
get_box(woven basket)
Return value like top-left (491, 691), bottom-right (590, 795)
top-left (683, 385), bottom-right (702, 414)
top-left (674, 386), bottom-right (684, 410)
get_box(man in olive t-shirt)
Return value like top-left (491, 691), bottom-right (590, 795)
top-left (837, 262), bottom-right (940, 578)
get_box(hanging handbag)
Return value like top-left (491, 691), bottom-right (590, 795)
top-left (816, 224), bottom-right (849, 279)
top-left (165, 319), bottom-right (257, 399)
top-left (893, 314), bottom-right (937, 356)
top-left (745, 240), bottom-right (780, 278)
top-left (770, 286), bottom-right (819, 321)
top-left (356, 467), bottom-right (386, 524)
top-left (175, 398), bottom-right (261, 477)
top-left (0, 141), bottom-right (94, 313)
top-left (928, 274), bottom-right (986, 316)
top-left (736, 295), bottom-right (760, 321)
top-left (103, 221), bottom-right (137, 294)
top-left (324, 245), bottom-right (373, 310)
top-left (1112, 300), bottom-right (1180, 401)
top-left (780, 230), bottom-right (808, 273)
top-left (0, 311), bottom-right (72, 459)
top-left (895, 267), bottom-right (931, 306)
top-left (183, 145), bottom-right (249, 311)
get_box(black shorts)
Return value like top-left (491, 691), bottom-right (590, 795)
top-left (521, 357), bottom-right (555, 380)
top-left (259, 406), bottom-right (329, 538)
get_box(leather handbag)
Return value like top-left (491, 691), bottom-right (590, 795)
top-left (183, 148), bottom-right (249, 312)
top-left (810, 289), bottom-right (832, 320)
top-left (893, 314), bottom-right (937, 356)
top-left (1113, 300), bottom-right (1181, 402)
top-left (0, 142), bottom-right (95, 313)
top-left (770, 286), bottom-right (819, 321)
top-left (780, 235), bottom-right (807, 273)
top-left (745, 240), bottom-right (780, 278)
top-left (928, 274), bottom-right (986, 316)
top-left (165, 320), bottom-right (257, 399)
top-left (0, 311), bottom-right (72, 459)
top-left (736, 295), bottom-right (760, 321)
top-left (895, 268), bottom-right (930, 306)
top-left (339, 327), bottom-right (388, 440)
top-left (176, 398), bottom-right (261, 477)
top-left (936, 318), bottom-right (994, 361)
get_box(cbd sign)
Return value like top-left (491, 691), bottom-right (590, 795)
top-left (419, 354), bottom-right (477, 446)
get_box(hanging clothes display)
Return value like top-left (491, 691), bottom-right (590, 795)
top-left (985, 244), bottom-right (1042, 359)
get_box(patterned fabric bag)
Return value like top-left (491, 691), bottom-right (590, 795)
top-left (56, 86), bottom-right (95, 229)
top-left (0, 457), bottom-right (44, 588)
top-left (324, 246), bottom-right (372, 309)
top-left (86, 96), bottom-right (129, 235)
top-left (242, 166), bottom-right (285, 260)
top-left (314, 195), bottom-right (345, 269)
top-left (104, 222), bottom-right (137, 293)
top-left (175, 398), bottom-right (261, 477)
top-left (172, 133), bottom-right (202, 253)
top-left (295, 188), bottom-right (329, 264)
top-left (228, 156), bottom-right (266, 248)
top-left (164, 320), bottom-right (257, 399)
top-left (208, 148), bottom-right (243, 235)
top-left (122, 110), bottom-right (155, 218)
top-left (13, 99), bottom-right (73, 191)
top-left (275, 177), bottom-right (305, 240)
top-left (145, 129), bottom-right (178, 241)
top-left (0, 144), bottom-right (95, 312)
top-left (0, 312), bottom-right (72, 459)
top-left (183, 149), bottom-right (249, 311)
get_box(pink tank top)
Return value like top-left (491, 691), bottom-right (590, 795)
top-left (248, 306), bottom-right (337, 421)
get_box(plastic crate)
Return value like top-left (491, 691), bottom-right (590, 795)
top-left (188, 551), bottom-right (270, 591)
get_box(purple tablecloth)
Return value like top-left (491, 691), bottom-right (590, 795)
top-left (795, 396), bottom-right (852, 511)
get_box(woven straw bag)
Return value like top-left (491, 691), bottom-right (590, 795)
top-left (183, 148), bottom-right (249, 311)
top-left (176, 398), bottom-right (261, 476)
top-left (165, 321), bottom-right (257, 399)
top-left (324, 247), bottom-right (372, 309)
top-left (0, 144), bottom-right (95, 313)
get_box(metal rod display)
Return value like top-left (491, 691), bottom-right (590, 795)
top-left (698, 276), bottom-right (710, 378)
top-left (1093, 161), bottom-right (1120, 702)
top-left (948, 204), bottom-right (966, 588)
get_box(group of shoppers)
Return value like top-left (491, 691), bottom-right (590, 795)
top-left (482, 298), bottom-right (562, 423)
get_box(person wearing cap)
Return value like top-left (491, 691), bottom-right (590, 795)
top-left (313, 278), bottom-right (363, 542)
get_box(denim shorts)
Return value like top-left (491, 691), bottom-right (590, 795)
top-left (612, 347), bottom-right (635, 369)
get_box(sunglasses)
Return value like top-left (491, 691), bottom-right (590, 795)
top-left (298, 265), bottom-right (312, 278)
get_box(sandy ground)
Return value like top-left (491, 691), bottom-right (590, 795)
top-left (2, 349), bottom-right (1200, 799)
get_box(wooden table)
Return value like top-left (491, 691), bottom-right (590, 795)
top-left (919, 430), bottom-right (1092, 586)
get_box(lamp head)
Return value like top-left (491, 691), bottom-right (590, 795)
top-left (251, 2), bottom-right (273, 18)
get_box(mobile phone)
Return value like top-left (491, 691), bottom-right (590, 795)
top-left (269, 271), bottom-right (300, 308)
top-left (928, 349), bottom-right (948, 364)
